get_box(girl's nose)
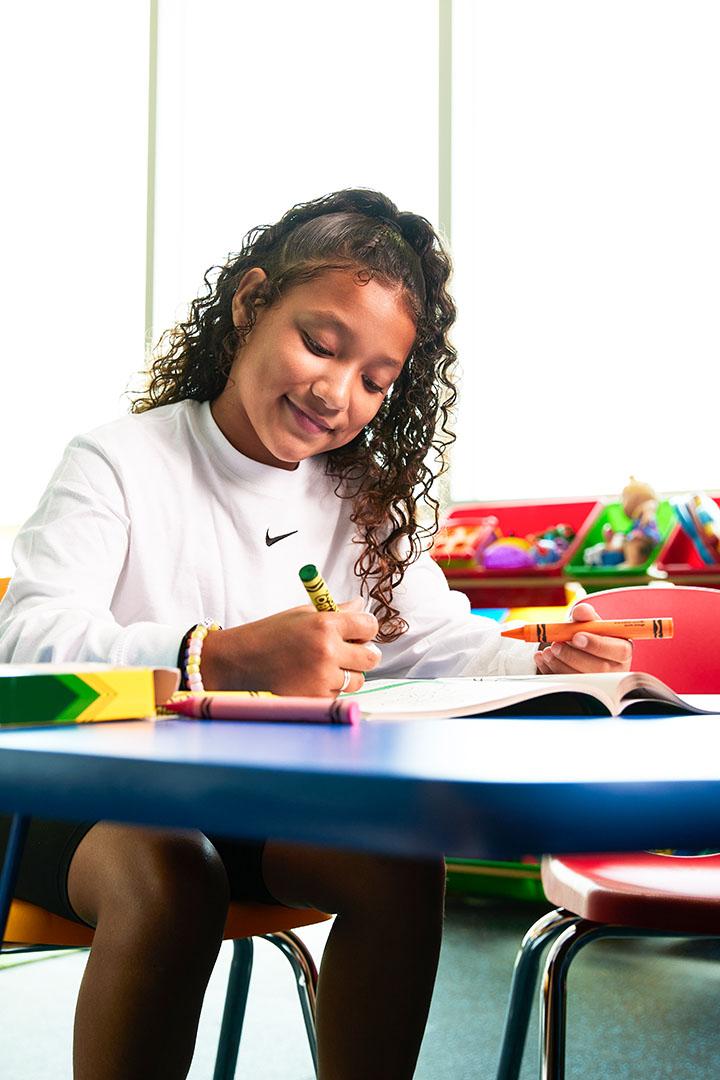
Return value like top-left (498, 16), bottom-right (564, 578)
top-left (311, 370), bottom-right (352, 412)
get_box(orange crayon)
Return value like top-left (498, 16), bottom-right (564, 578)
top-left (500, 617), bottom-right (674, 644)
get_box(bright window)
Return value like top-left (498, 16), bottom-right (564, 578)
top-left (152, 0), bottom-right (438, 341)
top-left (450, 1), bottom-right (720, 502)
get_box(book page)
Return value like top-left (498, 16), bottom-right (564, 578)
top-left (617, 675), bottom-right (712, 715)
top-left (557, 671), bottom-right (710, 715)
top-left (345, 675), bottom-right (617, 720)
top-left (344, 673), bottom-right (713, 720)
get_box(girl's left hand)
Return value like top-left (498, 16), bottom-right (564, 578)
top-left (533, 602), bottom-right (633, 675)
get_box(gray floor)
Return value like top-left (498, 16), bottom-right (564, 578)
top-left (1, 896), bottom-right (719, 1078)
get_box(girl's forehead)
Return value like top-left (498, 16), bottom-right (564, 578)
top-left (271, 270), bottom-right (417, 363)
top-left (282, 269), bottom-right (415, 326)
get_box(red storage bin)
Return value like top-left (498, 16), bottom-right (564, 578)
top-left (656, 495), bottom-right (720, 585)
top-left (434, 499), bottom-right (601, 607)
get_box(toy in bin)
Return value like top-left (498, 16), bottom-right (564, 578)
top-left (583, 477), bottom-right (661, 568)
top-left (671, 493), bottom-right (720, 564)
top-left (482, 523), bottom-right (575, 570)
top-left (432, 516), bottom-right (499, 568)
top-left (432, 516), bottom-right (576, 571)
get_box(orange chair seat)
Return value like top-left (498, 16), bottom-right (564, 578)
top-left (542, 852), bottom-right (720, 934)
top-left (4, 898), bottom-right (331, 948)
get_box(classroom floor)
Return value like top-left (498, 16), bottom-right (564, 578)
top-left (1, 896), bottom-right (720, 1078)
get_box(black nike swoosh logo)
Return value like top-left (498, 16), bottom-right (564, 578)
top-left (265, 529), bottom-right (299, 547)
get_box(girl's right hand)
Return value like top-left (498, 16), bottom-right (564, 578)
top-left (200, 598), bottom-right (381, 696)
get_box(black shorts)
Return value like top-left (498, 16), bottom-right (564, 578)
top-left (0, 816), bottom-right (273, 926)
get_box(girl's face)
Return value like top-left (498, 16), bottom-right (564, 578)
top-left (211, 268), bottom-right (417, 470)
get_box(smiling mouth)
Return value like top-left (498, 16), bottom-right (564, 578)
top-left (284, 397), bottom-right (333, 435)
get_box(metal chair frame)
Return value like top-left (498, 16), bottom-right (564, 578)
top-left (1, 814), bottom-right (320, 1079)
top-left (494, 582), bottom-right (720, 1078)
top-left (496, 905), bottom-right (719, 1080)
top-left (2, 925), bottom-right (320, 1079)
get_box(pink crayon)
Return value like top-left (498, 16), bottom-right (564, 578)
top-left (169, 692), bottom-right (360, 725)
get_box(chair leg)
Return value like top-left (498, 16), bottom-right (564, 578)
top-left (264, 929), bottom-right (319, 1077)
top-left (495, 908), bottom-right (579, 1080)
top-left (213, 937), bottom-right (254, 1080)
top-left (541, 921), bottom-right (618, 1080)
top-left (0, 814), bottom-right (30, 941)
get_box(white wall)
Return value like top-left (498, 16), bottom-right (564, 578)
top-left (1, 1), bottom-right (149, 531)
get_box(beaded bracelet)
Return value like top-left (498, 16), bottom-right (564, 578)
top-left (179, 619), bottom-right (221, 693)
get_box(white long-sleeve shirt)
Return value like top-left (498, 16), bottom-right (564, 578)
top-left (0, 400), bottom-right (536, 677)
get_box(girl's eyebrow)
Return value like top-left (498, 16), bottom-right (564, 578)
top-left (303, 310), bottom-right (404, 371)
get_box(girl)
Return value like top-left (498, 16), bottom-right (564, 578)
top-left (0, 188), bottom-right (630, 1079)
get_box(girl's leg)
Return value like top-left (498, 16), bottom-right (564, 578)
top-left (67, 822), bottom-right (230, 1080)
top-left (261, 842), bottom-right (446, 1080)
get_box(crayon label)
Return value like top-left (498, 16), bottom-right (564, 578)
top-left (311, 594), bottom-right (337, 611)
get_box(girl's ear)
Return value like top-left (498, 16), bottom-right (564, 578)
top-left (232, 267), bottom-right (268, 327)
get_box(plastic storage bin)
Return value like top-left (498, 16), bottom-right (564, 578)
top-left (656, 495), bottom-right (720, 585)
top-left (435, 500), bottom-right (601, 607)
top-left (565, 499), bottom-right (675, 589)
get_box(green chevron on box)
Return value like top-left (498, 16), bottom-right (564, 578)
top-left (0, 665), bottom-right (180, 728)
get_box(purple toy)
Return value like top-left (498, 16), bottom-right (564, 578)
top-left (482, 539), bottom-right (535, 570)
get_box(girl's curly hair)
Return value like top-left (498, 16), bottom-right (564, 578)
top-left (132, 189), bottom-right (457, 642)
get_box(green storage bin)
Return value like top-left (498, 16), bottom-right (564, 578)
top-left (565, 499), bottom-right (675, 588)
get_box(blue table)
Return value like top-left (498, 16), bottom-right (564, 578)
top-left (2, 707), bottom-right (720, 937)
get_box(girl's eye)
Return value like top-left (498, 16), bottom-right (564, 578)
top-left (301, 330), bottom-right (385, 394)
top-left (301, 331), bottom-right (333, 357)
top-left (363, 376), bottom-right (384, 395)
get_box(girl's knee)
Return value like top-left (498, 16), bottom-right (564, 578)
top-left (132, 830), bottom-right (230, 922)
top-left (69, 823), bottom-right (230, 931)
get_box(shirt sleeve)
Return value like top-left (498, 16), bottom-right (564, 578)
top-left (0, 437), bottom-right (184, 667)
top-left (375, 550), bottom-right (538, 678)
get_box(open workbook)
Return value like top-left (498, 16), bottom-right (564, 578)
top-left (343, 672), bottom-right (713, 720)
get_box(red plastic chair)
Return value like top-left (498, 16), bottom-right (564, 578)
top-left (577, 583), bottom-right (720, 692)
top-left (495, 584), bottom-right (720, 1080)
